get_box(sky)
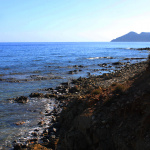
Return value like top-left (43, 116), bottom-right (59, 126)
top-left (0, 0), bottom-right (150, 42)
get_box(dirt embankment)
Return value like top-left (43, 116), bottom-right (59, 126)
top-left (56, 60), bottom-right (150, 150)
top-left (14, 58), bottom-right (150, 150)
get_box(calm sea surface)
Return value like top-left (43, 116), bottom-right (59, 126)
top-left (0, 42), bottom-right (150, 149)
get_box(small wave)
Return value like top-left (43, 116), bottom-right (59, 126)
top-left (87, 57), bottom-right (100, 60)
top-left (87, 56), bottom-right (114, 60)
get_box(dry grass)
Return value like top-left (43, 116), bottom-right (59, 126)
top-left (91, 87), bottom-right (103, 95)
top-left (111, 82), bottom-right (131, 95)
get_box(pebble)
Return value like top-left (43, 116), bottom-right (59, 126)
top-left (101, 120), bottom-right (106, 124)
top-left (53, 127), bottom-right (57, 132)
top-left (51, 134), bottom-right (56, 139)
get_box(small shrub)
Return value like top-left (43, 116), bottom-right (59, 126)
top-left (113, 84), bottom-right (126, 94)
top-left (92, 87), bottom-right (103, 95)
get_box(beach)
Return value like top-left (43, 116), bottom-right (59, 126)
top-left (12, 55), bottom-right (150, 150)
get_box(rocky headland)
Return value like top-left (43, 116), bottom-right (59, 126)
top-left (111, 31), bottom-right (150, 42)
top-left (12, 54), bottom-right (150, 150)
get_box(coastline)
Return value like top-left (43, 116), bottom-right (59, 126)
top-left (12, 56), bottom-right (150, 150)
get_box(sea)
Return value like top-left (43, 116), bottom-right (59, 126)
top-left (0, 42), bottom-right (150, 149)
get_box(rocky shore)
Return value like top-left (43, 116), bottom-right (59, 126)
top-left (12, 55), bottom-right (150, 150)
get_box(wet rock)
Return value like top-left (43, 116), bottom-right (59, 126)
top-left (44, 93), bottom-right (57, 98)
top-left (51, 134), bottom-right (56, 139)
top-left (136, 47), bottom-right (150, 50)
top-left (14, 143), bottom-right (23, 150)
top-left (43, 129), bottom-right (49, 134)
top-left (15, 121), bottom-right (25, 125)
top-left (112, 62), bottom-right (123, 65)
top-left (38, 121), bottom-right (45, 126)
top-left (98, 63), bottom-right (107, 67)
top-left (87, 72), bottom-right (91, 76)
top-left (44, 87), bottom-right (54, 91)
top-left (78, 65), bottom-right (84, 68)
top-left (29, 92), bottom-right (44, 98)
top-left (124, 57), bottom-right (146, 60)
top-left (52, 117), bottom-right (57, 123)
top-left (31, 132), bottom-right (38, 136)
top-left (69, 86), bottom-right (79, 93)
top-left (0, 78), bottom-right (4, 81)
top-left (68, 71), bottom-right (74, 74)
top-left (45, 110), bottom-right (51, 113)
top-left (73, 70), bottom-right (78, 73)
top-left (53, 127), bottom-right (57, 132)
top-left (34, 129), bottom-right (39, 132)
top-left (73, 65), bottom-right (78, 68)
top-left (14, 96), bottom-right (29, 103)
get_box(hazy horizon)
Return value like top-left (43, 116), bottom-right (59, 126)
top-left (0, 0), bottom-right (150, 42)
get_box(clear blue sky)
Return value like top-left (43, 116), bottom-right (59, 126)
top-left (0, 0), bottom-right (150, 42)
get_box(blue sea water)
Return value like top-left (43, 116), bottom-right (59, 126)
top-left (0, 42), bottom-right (150, 149)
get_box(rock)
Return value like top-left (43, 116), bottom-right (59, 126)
top-left (52, 117), bottom-right (57, 123)
top-left (15, 121), bottom-right (25, 125)
top-left (14, 96), bottom-right (29, 103)
top-left (51, 134), bottom-right (56, 139)
top-left (78, 65), bottom-right (84, 68)
top-left (44, 93), bottom-right (57, 98)
top-left (136, 47), bottom-right (150, 50)
top-left (73, 70), bottom-right (78, 73)
top-left (43, 129), bottom-right (49, 134)
top-left (112, 62), bottom-right (123, 65)
top-left (29, 92), bottom-right (44, 98)
top-left (73, 65), bottom-right (78, 67)
top-left (68, 71), bottom-right (74, 74)
top-left (69, 86), bottom-right (79, 93)
top-left (31, 132), bottom-right (38, 136)
top-left (14, 143), bottom-right (23, 150)
top-left (53, 128), bottom-right (57, 132)
top-left (44, 87), bottom-right (54, 91)
top-left (38, 121), bottom-right (45, 126)
top-left (98, 63), bottom-right (107, 67)
top-left (87, 72), bottom-right (91, 76)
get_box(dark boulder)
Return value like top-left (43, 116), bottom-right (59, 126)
top-left (112, 62), bottom-right (123, 65)
top-left (69, 86), bottom-right (79, 93)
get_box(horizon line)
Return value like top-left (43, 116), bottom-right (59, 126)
top-left (0, 41), bottom-right (110, 43)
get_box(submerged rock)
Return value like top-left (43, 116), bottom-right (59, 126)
top-left (29, 92), bottom-right (44, 98)
top-left (98, 63), bottom-right (107, 67)
top-left (14, 96), bottom-right (29, 103)
top-left (14, 121), bottom-right (26, 125)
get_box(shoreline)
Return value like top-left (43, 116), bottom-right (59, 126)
top-left (12, 57), bottom-right (149, 150)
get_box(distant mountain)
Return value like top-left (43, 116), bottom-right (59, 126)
top-left (111, 32), bottom-right (150, 42)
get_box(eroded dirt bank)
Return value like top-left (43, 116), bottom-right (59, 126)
top-left (55, 60), bottom-right (150, 150)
